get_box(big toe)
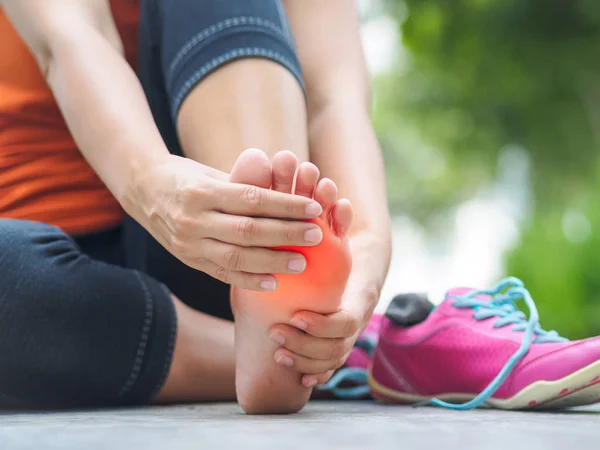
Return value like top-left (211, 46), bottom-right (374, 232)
top-left (230, 148), bottom-right (272, 188)
top-left (272, 151), bottom-right (298, 193)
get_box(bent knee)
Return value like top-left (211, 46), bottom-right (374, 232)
top-left (0, 219), bottom-right (67, 249)
top-left (0, 219), bottom-right (79, 296)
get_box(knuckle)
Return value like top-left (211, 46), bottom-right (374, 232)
top-left (242, 186), bottom-right (265, 211)
top-left (335, 356), bottom-right (346, 369)
top-left (282, 223), bottom-right (299, 243)
top-left (169, 210), bottom-right (194, 235)
top-left (303, 363), bottom-right (320, 374)
top-left (179, 185), bottom-right (195, 204)
top-left (191, 184), bottom-right (213, 205)
top-left (318, 373), bottom-right (332, 385)
top-left (296, 339), bottom-right (310, 356)
top-left (325, 343), bottom-right (337, 360)
top-left (223, 247), bottom-right (243, 270)
top-left (214, 265), bottom-right (231, 284)
top-left (331, 340), bottom-right (346, 360)
top-left (178, 189), bottom-right (205, 215)
top-left (344, 315), bottom-right (360, 337)
top-left (236, 217), bottom-right (258, 241)
top-left (191, 258), bottom-right (208, 272)
top-left (182, 180), bottom-right (211, 202)
top-left (269, 252), bottom-right (288, 273)
top-left (319, 376), bottom-right (332, 386)
top-left (169, 235), bottom-right (188, 255)
top-left (285, 195), bottom-right (296, 214)
top-left (192, 214), bottom-right (211, 238)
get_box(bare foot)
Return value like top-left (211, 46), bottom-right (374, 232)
top-left (230, 149), bottom-right (352, 414)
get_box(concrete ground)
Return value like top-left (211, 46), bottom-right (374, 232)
top-left (1, 401), bottom-right (598, 450)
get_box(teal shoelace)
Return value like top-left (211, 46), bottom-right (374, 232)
top-left (316, 335), bottom-right (377, 399)
top-left (421, 276), bottom-right (567, 410)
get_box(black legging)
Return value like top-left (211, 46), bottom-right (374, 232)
top-left (0, 219), bottom-right (231, 408)
top-left (0, 0), bottom-right (301, 409)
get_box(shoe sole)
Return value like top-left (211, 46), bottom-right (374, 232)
top-left (368, 359), bottom-right (600, 410)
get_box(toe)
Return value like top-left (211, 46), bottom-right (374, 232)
top-left (230, 148), bottom-right (271, 188)
top-left (272, 150), bottom-right (298, 193)
top-left (331, 199), bottom-right (353, 237)
top-left (294, 162), bottom-right (320, 198)
top-left (314, 178), bottom-right (338, 220)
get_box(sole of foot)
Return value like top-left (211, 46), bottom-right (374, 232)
top-left (230, 149), bottom-right (352, 414)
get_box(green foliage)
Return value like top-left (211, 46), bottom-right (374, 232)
top-left (375, 0), bottom-right (600, 337)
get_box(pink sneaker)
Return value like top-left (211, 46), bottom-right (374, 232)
top-left (369, 278), bottom-right (600, 410)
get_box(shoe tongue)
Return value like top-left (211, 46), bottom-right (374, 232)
top-left (444, 287), bottom-right (493, 304)
top-left (436, 287), bottom-right (493, 317)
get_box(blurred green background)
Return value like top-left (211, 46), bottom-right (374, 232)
top-left (365, 0), bottom-right (600, 338)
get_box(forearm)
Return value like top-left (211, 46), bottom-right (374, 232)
top-left (309, 103), bottom-right (391, 291)
top-left (284, 0), bottom-right (391, 289)
top-left (45, 29), bottom-right (169, 214)
top-left (2, 0), bottom-right (170, 219)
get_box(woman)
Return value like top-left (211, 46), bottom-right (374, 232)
top-left (0, 0), bottom-right (391, 412)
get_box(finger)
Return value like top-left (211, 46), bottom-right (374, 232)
top-left (272, 151), bottom-right (298, 193)
top-left (294, 162), bottom-right (320, 198)
top-left (198, 259), bottom-right (277, 291)
top-left (200, 239), bottom-right (307, 274)
top-left (269, 324), bottom-right (349, 360)
top-left (302, 370), bottom-right (335, 388)
top-left (202, 165), bottom-right (231, 183)
top-left (216, 181), bottom-right (323, 219)
top-left (290, 309), bottom-right (360, 339)
top-left (274, 348), bottom-right (344, 374)
top-left (204, 212), bottom-right (323, 247)
top-left (313, 178), bottom-right (337, 221)
top-left (302, 349), bottom-right (353, 387)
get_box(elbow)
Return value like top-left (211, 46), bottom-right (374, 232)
top-left (309, 87), bottom-right (372, 124)
top-left (307, 70), bottom-right (372, 120)
top-left (26, 38), bottom-right (54, 81)
top-left (36, 27), bottom-right (124, 83)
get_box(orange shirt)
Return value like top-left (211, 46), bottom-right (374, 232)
top-left (0, 0), bottom-right (140, 235)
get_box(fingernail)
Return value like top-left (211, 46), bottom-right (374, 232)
top-left (290, 318), bottom-right (307, 330)
top-left (270, 332), bottom-right (285, 345)
top-left (260, 280), bottom-right (277, 291)
top-left (305, 202), bottom-right (322, 217)
top-left (275, 354), bottom-right (294, 367)
top-left (288, 258), bottom-right (306, 273)
top-left (304, 227), bottom-right (322, 244)
top-left (305, 378), bottom-right (318, 387)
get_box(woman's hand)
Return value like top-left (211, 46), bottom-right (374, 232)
top-left (269, 232), bottom-right (390, 386)
top-left (126, 154), bottom-right (325, 291)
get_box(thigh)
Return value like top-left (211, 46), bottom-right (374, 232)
top-left (0, 219), bottom-right (175, 408)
